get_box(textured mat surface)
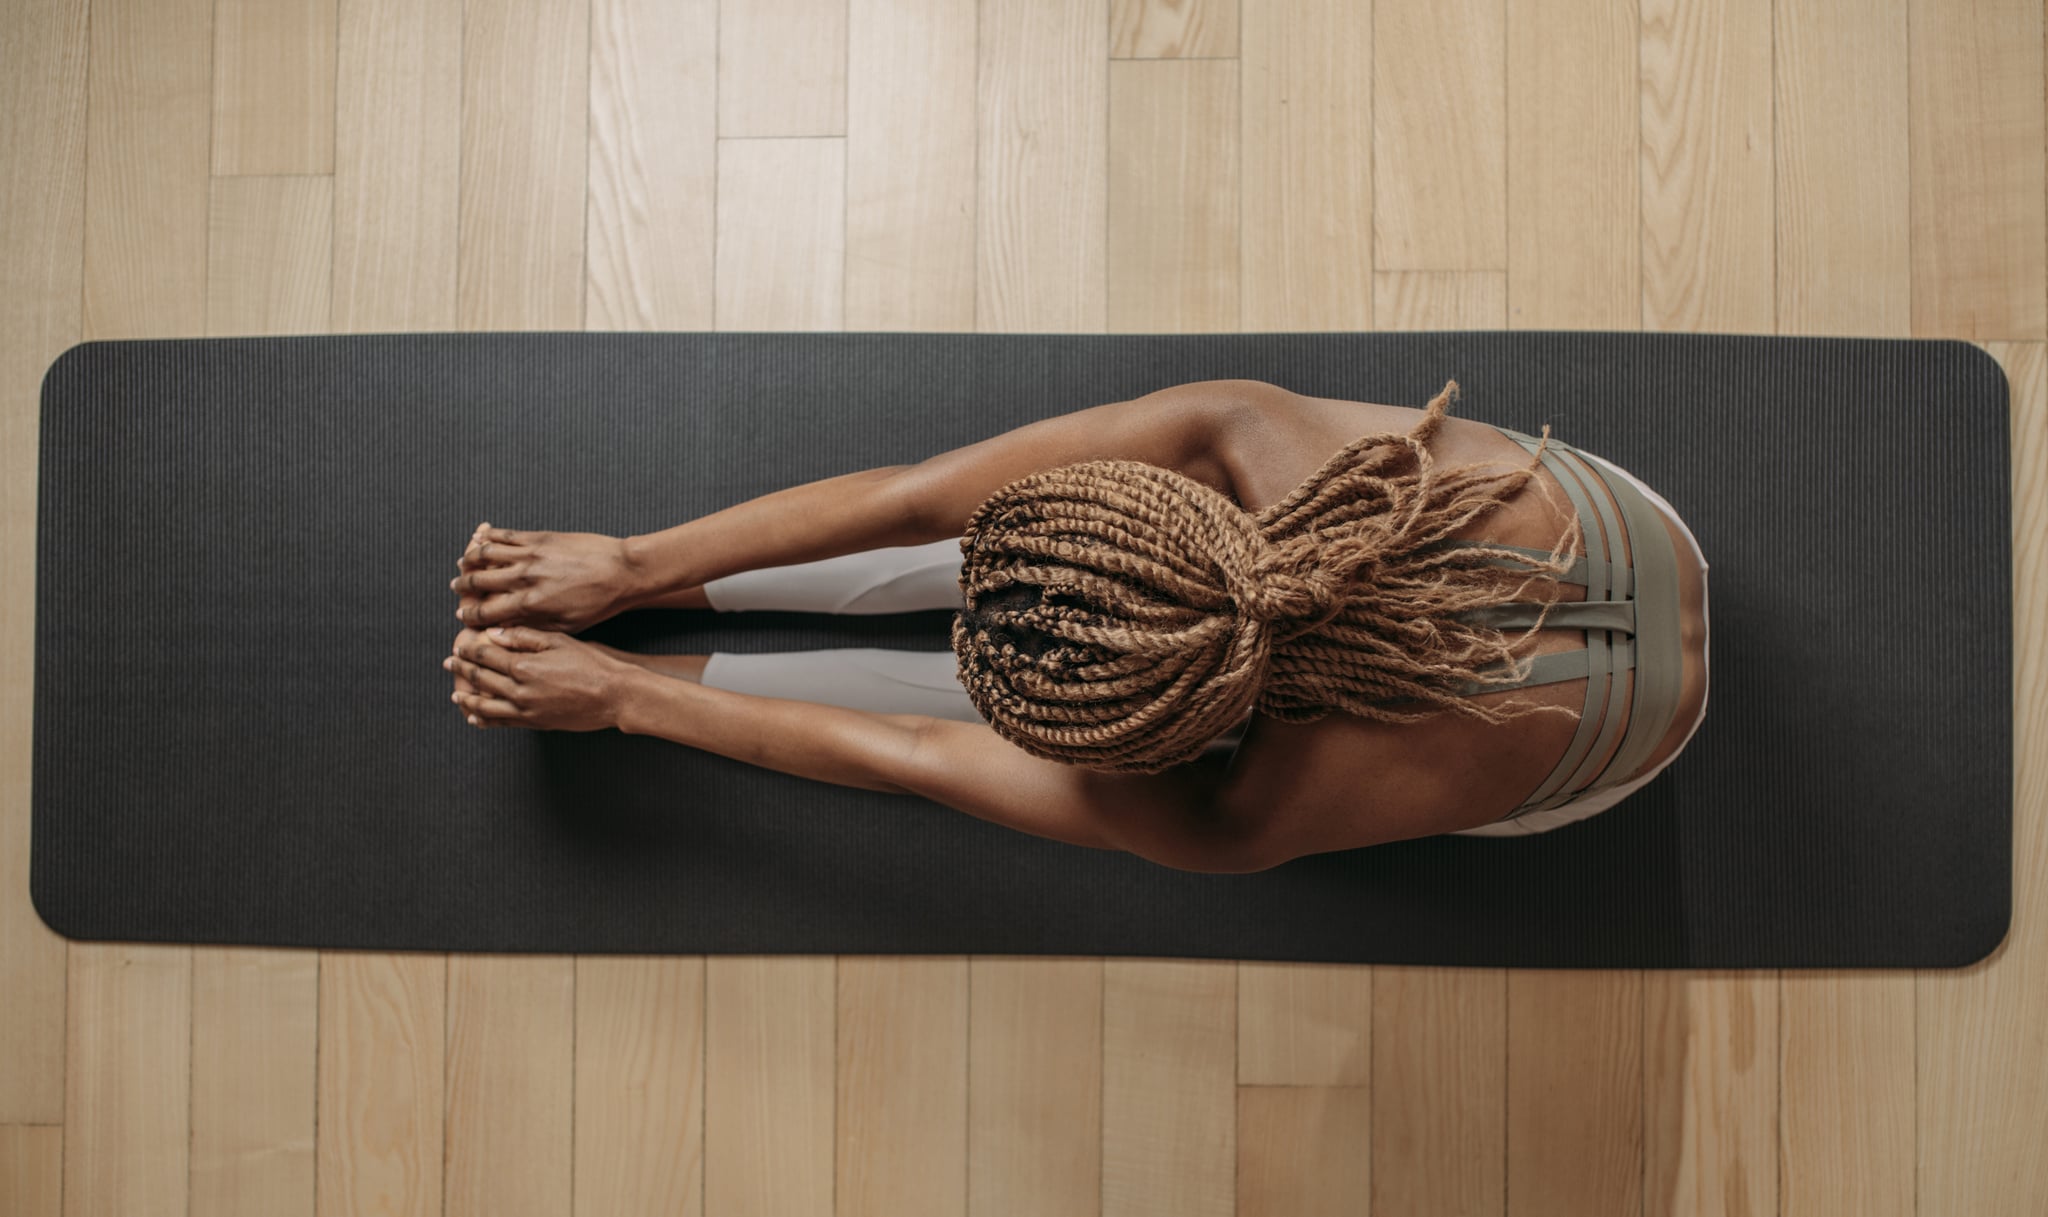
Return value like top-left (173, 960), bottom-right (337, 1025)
top-left (32, 332), bottom-right (2012, 967)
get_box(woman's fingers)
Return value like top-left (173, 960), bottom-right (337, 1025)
top-left (458, 540), bottom-right (530, 573)
top-left (452, 689), bottom-right (522, 724)
top-left (452, 564), bottom-right (527, 596)
top-left (446, 655), bottom-right (519, 698)
top-left (456, 591), bottom-right (529, 628)
top-left (451, 630), bottom-right (519, 671)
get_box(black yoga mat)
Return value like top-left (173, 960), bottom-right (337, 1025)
top-left (31, 332), bottom-right (2012, 968)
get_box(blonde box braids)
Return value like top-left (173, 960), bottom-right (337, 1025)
top-left (949, 381), bottom-right (1586, 774)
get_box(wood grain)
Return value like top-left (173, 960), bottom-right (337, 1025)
top-left (458, 0), bottom-right (589, 330)
top-left (1373, 271), bottom-right (1508, 332)
top-left (977, 0), bottom-right (1108, 331)
top-left (1643, 973), bottom-right (1778, 1217)
top-left (212, 0), bottom-right (337, 175)
top-left (317, 953), bottom-right (446, 1217)
top-left (334, 0), bottom-right (460, 331)
top-left (1781, 971), bottom-right (1914, 1217)
top-left (82, 0), bottom-right (212, 340)
top-left (704, 957), bottom-right (836, 1216)
top-left (190, 948), bottom-right (319, 1217)
top-left (1505, 0), bottom-right (1640, 328)
top-left (587, 0), bottom-right (716, 330)
top-left (1908, 0), bottom-right (2047, 339)
top-left (1239, 961), bottom-right (1370, 1086)
top-left (1111, 0), bottom-right (1238, 59)
top-left (207, 176), bottom-right (333, 336)
top-left (714, 137), bottom-right (846, 329)
top-left (574, 958), bottom-right (705, 1217)
top-left (1373, 0), bottom-right (1506, 272)
top-left (1107, 59), bottom-right (1239, 332)
top-left (719, 0), bottom-right (846, 138)
top-left (0, 0), bottom-right (85, 1130)
top-left (1639, 0), bottom-right (1773, 331)
top-left (969, 960), bottom-right (1105, 1217)
top-left (0, 1125), bottom-right (63, 1217)
top-left (1237, 1086), bottom-right (1371, 1217)
top-left (65, 945), bottom-right (192, 1217)
top-left (445, 956), bottom-right (574, 1217)
top-left (1916, 341), bottom-right (2048, 1216)
top-left (1373, 968), bottom-right (1505, 1217)
top-left (837, 959), bottom-right (968, 1217)
top-left (1775, 0), bottom-right (1910, 336)
top-left (1104, 960), bottom-right (1236, 1217)
top-left (1239, 0), bottom-right (1371, 331)
top-left (845, 0), bottom-right (978, 329)
top-left (1507, 972), bottom-right (1644, 1217)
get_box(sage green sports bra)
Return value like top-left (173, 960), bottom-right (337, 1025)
top-left (1437, 426), bottom-right (1689, 822)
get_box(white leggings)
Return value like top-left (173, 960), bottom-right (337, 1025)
top-left (698, 450), bottom-right (1709, 835)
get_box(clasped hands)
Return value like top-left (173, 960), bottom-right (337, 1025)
top-left (445, 522), bottom-right (641, 732)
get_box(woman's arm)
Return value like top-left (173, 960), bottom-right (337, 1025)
top-left (613, 667), bottom-right (1251, 873)
top-left (617, 380), bottom-right (1255, 608)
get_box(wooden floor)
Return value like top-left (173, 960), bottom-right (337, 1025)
top-left (2, 0), bottom-right (2043, 1214)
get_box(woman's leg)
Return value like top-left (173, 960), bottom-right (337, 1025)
top-left (700, 538), bottom-right (965, 614)
top-left (695, 539), bottom-right (982, 721)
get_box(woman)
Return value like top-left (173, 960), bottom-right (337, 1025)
top-left (443, 379), bottom-right (1710, 871)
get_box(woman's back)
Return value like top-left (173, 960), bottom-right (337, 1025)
top-left (1202, 388), bottom-right (1710, 855)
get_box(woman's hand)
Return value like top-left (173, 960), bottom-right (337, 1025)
top-left (453, 523), bottom-right (645, 633)
top-left (444, 626), bottom-right (638, 733)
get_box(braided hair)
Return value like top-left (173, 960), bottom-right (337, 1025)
top-left (948, 381), bottom-right (1586, 774)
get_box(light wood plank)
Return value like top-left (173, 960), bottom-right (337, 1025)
top-left (334, 0), bottom-right (461, 331)
top-left (445, 956), bottom-right (573, 1217)
top-left (1239, 961), bottom-right (1369, 1086)
top-left (1505, 0), bottom-right (1640, 328)
top-left (718, 0), bottom-right (846, 138)
top-left (207, 177), bottom-right (333, 336)
top-left (0, 1125), bottom-right (63, 1217)
top-left (82, 0), bottom-right (212, 340)
top-left (1639, 0), bottom-right (1773, 331)
top-left (1373, 0), bottom-right (1506, 271)
top-left (1774, 0), bottom-right (1909, 336)
top-left (459, 0), bottom-right (589, 330)
top-left (1642, 973), bottom-right (1777, 1217)
top-left (1109, 0), bottom-right (1238, 59)
top-left (574, 958), bottom-right (704, 1217)
top-left (976, 0), bottom-right (1108, 332)
top-left (1103, 961), bottom-right (1235, 1217)
top-left (1236, 1087), bottom-right (1370, 1217)
top-left (838, 959), bottom-right (967, 1217)
top-left (704, 957), bottom-right (835, 1216)
top-left (1107, 59), bottom-right (1239, 333)
top-left (587, 0), bottom-right (717, 330)
top-left (1908, 0), bottom-right (2047, 339)
top-left (715, 138), bottom-right (846, 330)
top-left (968, 959), bottom-right (1103, 1217)
top-left (0, 0), bottom-right (86, 1129)
top-left (212, 0), bottom-right (337, 176)
top-left (1506, 972), bottom-right (1643, 1217)
top-left (190, 949), bottom-right (319, 1217)
top-left (317, 953), bottom-right (446, 1217)
top-left (845, 0), bottom-right (978, 329)
top-left (1917, 340), bottom-right (2048, 1215)
top-left (1240, 0), bottom-right (1371, 331)
top-left (1371, 968), bottom-right (1505, 1217)
top-left (64, 946), bottom-right (191, 1217)
top-left (1373, 271), bottom-right (1508, 331)
top-left (1781, 972), bottom-right (1913, 1217)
